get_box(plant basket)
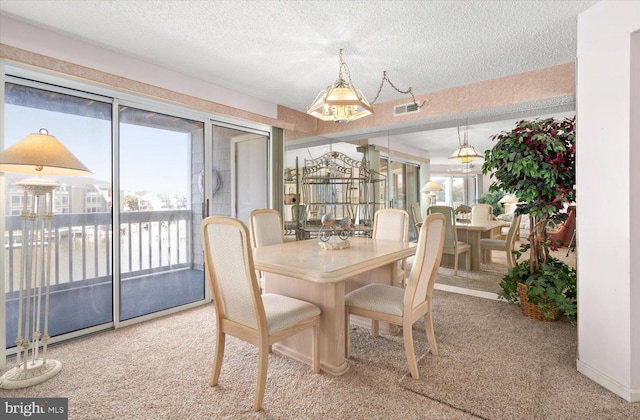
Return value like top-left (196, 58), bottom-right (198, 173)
top-left (517, 282), bottom-right (560, 321)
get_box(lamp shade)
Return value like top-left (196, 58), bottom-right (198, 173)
top-left (448, 145), bottom-right (480, 163)
top-left (0, 128), bottom-right (92, 177)
top-left (499, 194), bottom-right (518, 204)
top-left (307, 81), bottom-right (373, 123)
top-left (420, 181), bottom-right (443, 193)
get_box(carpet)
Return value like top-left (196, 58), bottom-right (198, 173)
top-left (399, 292), bottom-right (639, 419)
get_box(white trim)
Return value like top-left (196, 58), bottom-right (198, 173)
top-left (577, 359), bottom-right (640, 403)
top-left (434, 283), bottom-right (499, 300)
top-left (0, 59), bottom-right (6, 368)
top-left (3, 322), bottom-right (113, 358)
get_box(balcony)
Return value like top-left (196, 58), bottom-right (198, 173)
top-left (3, 210), bottom-right (205, 349)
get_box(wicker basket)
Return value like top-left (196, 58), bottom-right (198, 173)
top-left (517, 282), bottom-right (560, 321)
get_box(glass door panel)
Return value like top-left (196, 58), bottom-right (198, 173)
top-left (232, 133), bottom-right (269, 226)
top-left (405, 164), bottom-right (419, 240)
top-left (3, 82), bottom-right (113, 348)
top-left (118, 106), bottom-right (204, 321)
top-left (390, 162), bottom-right (405, 210)
top-left (209, 124), bottom-right (269, 225)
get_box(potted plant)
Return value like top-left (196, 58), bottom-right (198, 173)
top-left (482, 117), bottom-right (577, 322)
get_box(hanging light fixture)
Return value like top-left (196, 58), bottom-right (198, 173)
top-left (449, 124), bottom-right (480, 163)
top-left (307, 49), bottom-right (427, 123)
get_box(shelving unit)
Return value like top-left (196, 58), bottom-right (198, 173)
top-left (300, 151), bottom-right (386, 235)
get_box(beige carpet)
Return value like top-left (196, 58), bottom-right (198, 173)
top-left (0, 297), bottom-right (472, 419)
top-left (432, 241), bottom-right (578, 295)
top-left (399, 292), bottom-right (639, 419)
top-left (2, 289), bottom-right (637, 419)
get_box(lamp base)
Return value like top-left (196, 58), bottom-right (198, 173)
top-left (0, 359), bottom-right (62, 389)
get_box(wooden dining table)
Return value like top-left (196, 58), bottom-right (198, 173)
top-left (448, 220), bottom-right (504, 270)
top-left (252, 236), bottom-right (416, 376)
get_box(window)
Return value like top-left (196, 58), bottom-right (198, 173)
top-left (431, 175), bottom-right (478, 208)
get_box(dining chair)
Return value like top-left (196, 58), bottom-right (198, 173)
top-left (427, 205), bottom-right (470, 275)
top-left (471, 203), bottom-right (494, 224)
top-left (249, 208), bottom-right (284, 248)
top-left (372, 208), bottom-right (410, 287)
top-left (344, 213), bottom-right (446, 380)
top-left (410, 202), bottom-right (423, 233)
top-left (480, 214), bottom-right (522, 268)
top-left (202, 216), bottom-right (320, 412)
top-left (249, 209), bottom-right (284, 290)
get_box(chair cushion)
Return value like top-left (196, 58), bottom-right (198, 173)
top-left (345, 283), bottom-right (404, 317)
top-left (443, 241), bottom-right (471, 254)
top-left (262, 294), bottom-right (320, 334)
top-left (480, 238), bottom-right (507, 250)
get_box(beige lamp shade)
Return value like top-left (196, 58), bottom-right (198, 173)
top-left (307, 82), bottom-right (373, 123)
top-left (0, 128), bottom-right (92, 177)
top-left (499, 194), bottom-right (518, 204)
top-left (448, 145), bottom-right (481, 163)
top-left (421, 181), bottom-right (443, 193)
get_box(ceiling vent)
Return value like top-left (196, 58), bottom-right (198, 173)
top-left (394, 102), bottom-right (421, 116)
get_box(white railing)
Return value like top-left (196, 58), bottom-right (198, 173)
top-left (4, 210), bottom-right (193, 294)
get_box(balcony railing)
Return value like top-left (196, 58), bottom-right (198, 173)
top-left (3, 210), bottom-right (193, 295)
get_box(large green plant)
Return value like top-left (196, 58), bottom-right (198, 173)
top-left (482, 117), bottom-right (576, 274)
top-left (499, 257), bottom-right (577, 323)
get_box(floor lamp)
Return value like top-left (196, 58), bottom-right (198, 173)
top-left (421, 181), bottom-right (443, 207)
top-left (0, 128), bottom-right (92, 389)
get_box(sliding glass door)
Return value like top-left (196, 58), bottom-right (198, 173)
top-left (3, 81), bottom-right (113, 347)
top-left (118, 106), bottom-right (205, 320)
top-left (2, 71), bottom-right (268, 355)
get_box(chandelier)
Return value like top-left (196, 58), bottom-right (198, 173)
top-left (449, 125), bottom-right (480, 163)
top-left (307, 49), bottom-right (427, 123)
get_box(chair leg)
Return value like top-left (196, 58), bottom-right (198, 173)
top-left (466, 251), bottom-right (470, 272)
top-left (210, 330), bottom-right (225, 387)
top-left (312, 320), bottom-right (320, 373)
top-left (403, 323), bottom-right (419, 380)
top-left (423, 311), bottom-right (439, 356)
top-left (254, 343), bottom-right (269, 412)
top-left (372, 319), bottom-right (379, 337)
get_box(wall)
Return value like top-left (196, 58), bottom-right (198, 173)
top-left (0, 15), bottom-right (276, 119)
top-left (576, 0), bottom-right (640, 402)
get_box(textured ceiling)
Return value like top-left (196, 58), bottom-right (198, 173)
top-left (0, 0), bottom-right (596, 166)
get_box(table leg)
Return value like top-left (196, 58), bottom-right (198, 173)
top-left (264, 273), bottom-right (350, 376)
top-left (457, 230), bottom-right (481, 270)
top-left (263, 262), bottom-right (398, 376)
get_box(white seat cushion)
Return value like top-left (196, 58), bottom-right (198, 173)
top-left (345, 283), bottom-right (404, 317)
top-left (262, 294), bottom-right (320, 334)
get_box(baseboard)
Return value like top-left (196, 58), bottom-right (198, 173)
top-left (434, 283), bottom-right (499, 301)
top-left (576, 359), bottom-right (640, 402)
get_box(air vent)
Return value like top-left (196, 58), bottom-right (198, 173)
top-left (394, 102), bottom-right (420, 116)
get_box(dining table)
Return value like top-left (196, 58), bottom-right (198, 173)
top-left (252, 236), bottom-right (416, 376)
top-left (448, 220), bottom-right (505, 271)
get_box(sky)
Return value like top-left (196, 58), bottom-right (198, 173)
top-left (4, 104), bottom-right (191, 202)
